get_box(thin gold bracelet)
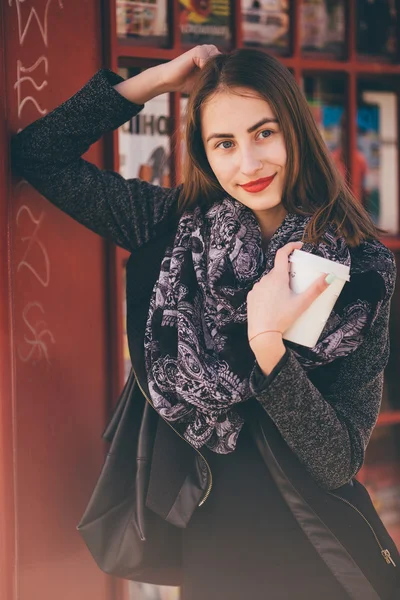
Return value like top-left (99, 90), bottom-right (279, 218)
top-left (249, 330), bottom-right (283, 344)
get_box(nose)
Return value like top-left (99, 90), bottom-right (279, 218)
top-left (239, 148), bottom-right (263, 177)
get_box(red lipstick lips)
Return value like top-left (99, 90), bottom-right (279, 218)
top-left (239, 173), bottom-right (276, 193)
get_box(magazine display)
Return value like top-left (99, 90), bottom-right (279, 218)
top-left (179, 0), bottom-right (231, 48)
top-left (357, 0), bottom-right (397, 59)
top-left (357, 105), bottom-right (380, 224)
top-left (310, 102), bottom-right (381, 226)
top-left (241, 0), bottom-right (290, 54)
top-left (116, 0), bottom-right (168, 46)
top-left (301, 0), bottom-right (345, 58)
top-left (118, 87), bottom-right (171, 187)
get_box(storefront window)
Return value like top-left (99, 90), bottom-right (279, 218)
top-left (303, 75), bottom-right (399, 234)
top-left (112, 8), bottom-right (400, 572)
top-left (179, 0), bottom-right (231, 49)
top-left (356, 0), bottom-right (397, 61)
top-left (118, 68), bottom-right (171, 187)
top-left (357, 80), bottom-right (399, 233)
top-left (241, 0), bottom-right (290, 55)
top-left (116, 0), bottom-right (169, 47)
top-left (301, 0), bottom-right (346, 59)
top-left (303, 75), bottom-right (347, 167)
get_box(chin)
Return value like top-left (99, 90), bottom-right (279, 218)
top-left (234, 194), bottom-right (282, 212)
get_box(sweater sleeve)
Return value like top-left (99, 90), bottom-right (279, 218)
top-left (249, 300), bottom-right (392, 490)
top-left (10, 69), bottom-right (179, 252)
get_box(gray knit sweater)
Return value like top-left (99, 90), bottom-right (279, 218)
top-left (11, 68), bottom-right (396, 492)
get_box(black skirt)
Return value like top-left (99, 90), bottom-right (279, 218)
top-left (181, 423), bottom-right (349, 600)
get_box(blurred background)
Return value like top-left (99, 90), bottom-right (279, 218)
top-left (2, 2), bottom-right (400, 600)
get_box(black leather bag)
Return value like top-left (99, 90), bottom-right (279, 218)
top-left (77, 370), bottom-right (182, 585)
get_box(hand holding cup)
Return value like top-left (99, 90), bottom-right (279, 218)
top-left (247, 242), bottom-right (339, 352)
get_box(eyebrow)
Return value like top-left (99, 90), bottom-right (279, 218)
top-left (205, 117), bottom-right (279, 143)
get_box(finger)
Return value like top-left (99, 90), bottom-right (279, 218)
top-left (295, 273), bottom-right (332, 312)
top-left (193, 45), bottom-right (221, 68)
top-left (274, 241), bottom-right (303, 272)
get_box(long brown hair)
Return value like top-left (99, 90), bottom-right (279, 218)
top-left (178, 48), bottom-right (382, 246)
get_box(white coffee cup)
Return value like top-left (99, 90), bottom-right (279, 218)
top-left (282, 249), bottom-right (351, 348)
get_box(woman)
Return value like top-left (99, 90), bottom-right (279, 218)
top-left (11, 46), bottom-right (399, 599)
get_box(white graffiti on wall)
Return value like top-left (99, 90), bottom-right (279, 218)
top-left (18, 302), bottom-right (56, 364)
top-left (16, 204), bottom-right (50, 288)
top-left (13, 187), bottom-right (55, 365)
top-left (9, 0), bottom-right (64, 47)
top-left (15, 57), bottom-right (49, 119)
top-left (10, 0), bottom-right (64, 364)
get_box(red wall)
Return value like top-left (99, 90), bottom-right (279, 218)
top-left (2, 2), bottom-right (116, 599)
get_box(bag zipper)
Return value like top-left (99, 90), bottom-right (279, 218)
top-left (328, 492), bottom-right (396, 567)
top-left (130, 365), bottom-right (213, 506)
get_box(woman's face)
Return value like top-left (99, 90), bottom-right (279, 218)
top-left (201, 88), bottom-right (287, 217)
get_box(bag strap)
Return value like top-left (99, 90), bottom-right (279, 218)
top-left (249, 418), bottom-right (381, 600)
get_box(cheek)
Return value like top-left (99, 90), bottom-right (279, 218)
top-left (268, 138), bottom-right (287, 168)
top-left (207, 155), bottom-right (234, 181)
top-left (280, 147), bottom-right (287, 169)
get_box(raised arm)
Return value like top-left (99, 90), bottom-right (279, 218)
top-left (11, 45), bottom-right (221, 252)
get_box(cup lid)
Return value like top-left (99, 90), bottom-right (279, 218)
top-left (289, 249), bottom-right (351, 282)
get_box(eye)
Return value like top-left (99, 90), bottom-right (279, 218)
top-left (258, 129), bottom-right (273, 139)
top-left (215, 140), bottom-right (234, 150)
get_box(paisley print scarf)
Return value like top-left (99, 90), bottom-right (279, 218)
top-left (144, 197), bottom-right (395, 454)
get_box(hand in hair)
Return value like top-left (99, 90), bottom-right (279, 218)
top-left (158, 44), bottom-right (221, 95)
